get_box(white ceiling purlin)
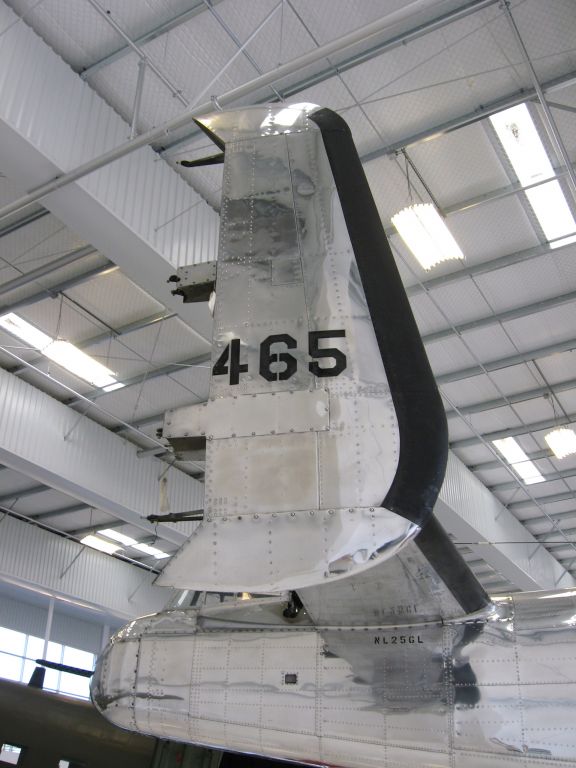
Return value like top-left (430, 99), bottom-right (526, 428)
top-left (0, 0), bottom-right (218, 345)
top-left (0, 0), bottom-right (573, 595)
top-left (0, 366), bottom-right (199, 548)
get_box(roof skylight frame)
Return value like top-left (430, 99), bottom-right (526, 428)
top-left (81, 534), bottom-right (122, 555)
top-left (133, 542), bottom-right (170, 560)
top-left (492, 436), bottom-right (545, 485)
top-left (489, 103), bottom-right (576, 249)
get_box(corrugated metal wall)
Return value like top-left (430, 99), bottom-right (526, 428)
top-left (0, 594), bottom-right (47, 640)
top-left (437, 451), bottom-right (575, 590)
top-left (0, 367), bottom-right (202, 542)
top-left (0, 515), bottom-right (175, 621)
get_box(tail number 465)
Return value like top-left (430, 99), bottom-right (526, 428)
top-left (213, 331), bottom-right (346, 385)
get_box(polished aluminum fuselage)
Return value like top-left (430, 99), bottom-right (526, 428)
top-left (92, 590), bottom-right (576, 767)
top-left (92, 104), bottom-right (576, 767)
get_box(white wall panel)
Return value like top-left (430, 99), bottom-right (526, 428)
top-left (0, 515), bottom-right (175, 620)
top-left (0, 0), bottom-right (218, 341)
top-left (0, 367), bottom-right (201, 546)
top-left (0, 593), bottom-right (107, 654)
top-left (0, 593), bottom-right (47, 639)
top-left (437, 451), bottom-right (575, 590)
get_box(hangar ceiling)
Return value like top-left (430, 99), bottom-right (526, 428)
top-left (1, 0), bottom-right (576, 601)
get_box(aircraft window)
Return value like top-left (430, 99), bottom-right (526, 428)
top-left (284, 673), bottom-right (298, 685)
top-left (0, 743), bottom-right (22, 765)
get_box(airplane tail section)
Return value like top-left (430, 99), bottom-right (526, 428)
top-left (157, 104), bottom-right (490, 618)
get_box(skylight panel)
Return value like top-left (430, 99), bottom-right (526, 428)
top-left (0, 313), bottom-right (52, 349)
top-left (43, 340), bottom-right (117, 388)
top-left (81, 535), bottom-right (121, 555)
top-left (0, 312), bottom-right (122, 390)
top-left (490, 104), bottom-right (576, 248)
top-left (133, 543), bottom-right (169, 559)
top-left (98, 529), bottom-right (138, 547)
top-left (492, 436), bottom-right (545, 485)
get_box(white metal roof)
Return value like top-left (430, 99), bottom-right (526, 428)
top-left (1, 0), bottom-right (576, 596)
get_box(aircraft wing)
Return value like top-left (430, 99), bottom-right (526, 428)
top-left (158, 105), bottom-right (491, 621)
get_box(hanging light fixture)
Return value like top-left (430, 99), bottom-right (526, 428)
top-left (391, 203), bottom-right (464, 270)
top-left (391, 151), bottom-right (464, 270)
top-left (545, 427), bottom-right (576, 459)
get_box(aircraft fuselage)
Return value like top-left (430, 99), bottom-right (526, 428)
top-left (92, 589), bottom-right (576, 767)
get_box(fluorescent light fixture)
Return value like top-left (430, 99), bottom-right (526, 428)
top-left (492, 437), bottom-right (545, 484)
top-left (490, 104), bottom-right (576, 249)
top-left (391, 203), bottom-right (464, 270)
top-left (545, 427), bottom-right (576, 459)
top-left (0, 312), bottom-right (122, 390)
top-left (98, 529), bottom-right (138, 547)
top-left (133, 543), bottom-right (169, 559)
top-left (81, 535), bottom-right (121, 555)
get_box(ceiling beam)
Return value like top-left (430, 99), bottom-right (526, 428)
top-left (79, 0), bottom-right (220, 80)
top-left (490, 468), bottom-right (576, 493)
top-left (0, 513), bottom-right (173, 620)
top-left (63, 352), bottom-right (211, 408)
top-left (8, 310), bottom-right (177, 377)
top-left (469, 449), bottom-right (552, 472)
top-left (33, 504), bottom-right (90, 521)
top-left (0, 484), bottom-right (50, 504)
top-left (423, 290), bottom-right (576, 346)
top-left (406, 240), bottom-right (573, 298)
top-left (0, 208), bottom-right (49, 239)
top-left (451, 413), bottom-right (576, 449)
top-left (435, 452), bottom-right (575, 590)
top-left (524, 507), bottom-right (576, 529)
top-left (0, 0), bottom-right (501, 227)
top-left (0, 3), bottom-right (218, 342)
top-left (1, 262), bottom-right (115, 314)
top-left (436, 337), bottom-right (576, 385)
top-left (507, 490), bottom-right (576, 513)
top-left (0, 366), bottom-right (201, 546)
top-left (160, 0), bottom-right (499, 154)
top-left (444, 161), bottom-right (576, 216)
top-left (537, 526), bottom-right (576, 542)
top-left (445, 377), bottom-right (576, 418)
top-left (361, 67), bottom-right (576, 161)
top-left (0, 244), bottom-right (97, 301)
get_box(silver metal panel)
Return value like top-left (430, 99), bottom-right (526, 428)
top-left (204, 432), bottom-right (320, 517)
top-left (164, 389), bottom-right (329, 440)
top-left (157, 507), bottom-right (418, 592)
top-left (93, 587), bottom-right (576, 767)
top-left (172, 260), bottom-right (217, 286)
top-left (300, 538), bottom-right (465, 626)
top-left (161, 105), bottom-right (400, 591)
